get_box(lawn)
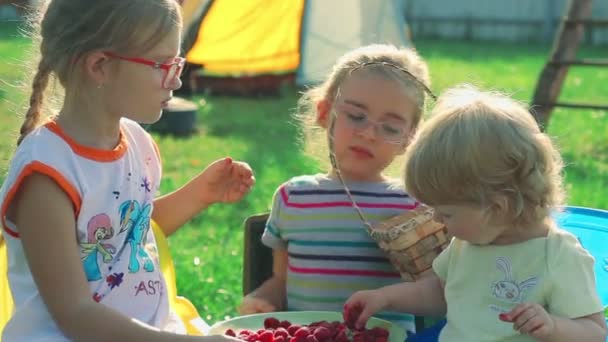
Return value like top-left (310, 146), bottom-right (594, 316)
top-left (1, 20), bottom-right (607, 324)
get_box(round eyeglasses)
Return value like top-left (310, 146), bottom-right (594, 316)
top-left (333, 105), bottom-right (410, 145)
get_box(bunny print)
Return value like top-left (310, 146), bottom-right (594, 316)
top-left (491, 257), bottom-right (539, 303)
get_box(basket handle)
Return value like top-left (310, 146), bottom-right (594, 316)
top-left (328, 114), bottom-right (374, 235)
top-left (327, 62), bottom-right (436, 236)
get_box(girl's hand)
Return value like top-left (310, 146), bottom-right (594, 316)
top-left (500, 303), bottom-right (556, 340)
top-left (344, 290), bottom-right (389, 330)
top-left (197, 157), bottom-right (255, 205)
top-left (239, 296), bottom-right (276, 315)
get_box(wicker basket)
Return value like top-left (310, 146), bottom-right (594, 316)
top-left (368, 205), bottom-right (450, 281)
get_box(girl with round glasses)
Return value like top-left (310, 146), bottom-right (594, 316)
top-left (239, 44), bottom-right (433, 336)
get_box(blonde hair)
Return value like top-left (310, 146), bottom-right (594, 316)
top-left (17, 0), bottom-right (182, 145)
top-left (405, 85), bottom-right (565, 227)
top-left (296, 44), bottom-right (431, 171)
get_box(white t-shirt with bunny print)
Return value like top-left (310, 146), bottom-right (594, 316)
top-left (433, 227), bottom-right (603, 342)
top-left (0, 119), bottom-right (184, 341)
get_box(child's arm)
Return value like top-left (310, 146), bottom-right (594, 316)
top-left (345, 271), bottom-right (446, 329)
top-left (239, 249), bottom-right (288, 314)
top-left (386, 271), bottom-right (447, 316)
top-left (503, 303), bottom-right (607, 342)
top-left (546, 313), bottom-right (607, 342)
top-left (11, 174), bottom-right (236, 342)
top-left (153, 157), bottom-right (254, 236)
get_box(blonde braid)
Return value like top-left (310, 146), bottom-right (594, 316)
top-left (17, 60), bottom-right (50, 145)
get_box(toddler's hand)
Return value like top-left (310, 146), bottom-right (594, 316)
top-left (239, 296), bottom-right (276, 315)
top-left (499, 303), bottom-right (556, 340)
top-left (344, 290), bottom-right (389, 330)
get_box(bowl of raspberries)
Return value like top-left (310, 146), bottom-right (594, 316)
top-left (208, 311), bottom-right (406, 342)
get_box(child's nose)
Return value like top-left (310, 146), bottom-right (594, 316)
top-left (169, 76), bottom-right (182, 90)
top-left (356, 122), bottom-right (379, 141)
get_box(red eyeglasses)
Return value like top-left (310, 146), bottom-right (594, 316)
top-left (104, 52), bottom-right (185, 89)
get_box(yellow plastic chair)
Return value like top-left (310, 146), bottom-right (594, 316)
top-left (0, 222), bottom-right (208, 338)
top-left (1, 236), bottom-right (12, 340)
top-left (151, 221), bottom-right (209, 335)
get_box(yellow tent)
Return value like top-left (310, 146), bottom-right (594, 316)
top-left (181, 0), bottom-right (412, 86)
top-left (185, 0), bottom-right (303, 75)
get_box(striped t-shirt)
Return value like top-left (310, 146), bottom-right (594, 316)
top-left (261, 174), bottom-right (418, 333)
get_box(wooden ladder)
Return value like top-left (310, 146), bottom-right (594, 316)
top-left (530, 0), bottom-right (608, 128)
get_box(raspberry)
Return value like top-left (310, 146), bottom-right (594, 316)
top-left (274, 327), bottom-right (289, 339)
top-left (312, 327), bottom-right (332, 342)
top-left (264, 317), bottom-right (281, 329)
top-left (344, 304), bottom-right (363, 330)
top-left (498, 313), bottom-right (512, 322)
top-left (259, 330), bottom-right (275, 342)
top-left (318, 321), bottom-right (333, 330)
top-left (363, 331), bottom-right (376, 342)
top-left (239, 329), bottom-right (254, 337)
top-left (287, 324), bottom-right (302, 336)
top-left (370, 327), bottom-right (389, 337)
top-left (305, 336), bottom-right (318, 342)
top-left (237, 315), bottom-right (390, 342)
top-left (334, 330), bottom-right (349, 342)
top-left (293, 327), bottom-right (311, 338)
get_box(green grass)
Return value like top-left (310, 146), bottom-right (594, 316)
top-left (413, 39), bottom-right (608, 209)
top-left (1, 21), bottom-right (607, 323)
top-left (0, 21), bottom-right (28, 170)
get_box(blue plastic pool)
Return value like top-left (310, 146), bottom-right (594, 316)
top-left (553, 206), bottom-right (608, 316)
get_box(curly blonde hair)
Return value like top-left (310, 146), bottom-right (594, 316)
top-left (405, 85), bottom-right (565, 227)
top-left (17, 0), bottom-right (182, 145)
top-left (295, 44), bottom-right (431, 171)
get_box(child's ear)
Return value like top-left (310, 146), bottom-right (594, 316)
top-left (84, 51), bottom-right (110, 88)
top-left (489, 194), bottom-right (510, 220)
top-left (316, 99), bottom-right (331, 128)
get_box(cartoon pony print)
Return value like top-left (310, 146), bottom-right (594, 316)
top-left (118, 200), bottom-right (154, 273)
top-left (80, 214), bottom-right (116, 281)
top-left (491, 257), bottom-right (539, 303)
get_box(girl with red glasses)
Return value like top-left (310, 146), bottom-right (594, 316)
top-left (0, 1), bottom-right (253, 341)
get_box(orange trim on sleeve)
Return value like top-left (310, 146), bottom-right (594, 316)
top-left (45, 121), bottom-right (128, 162)
top-left (1, 161), bottom-right (82, 238)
